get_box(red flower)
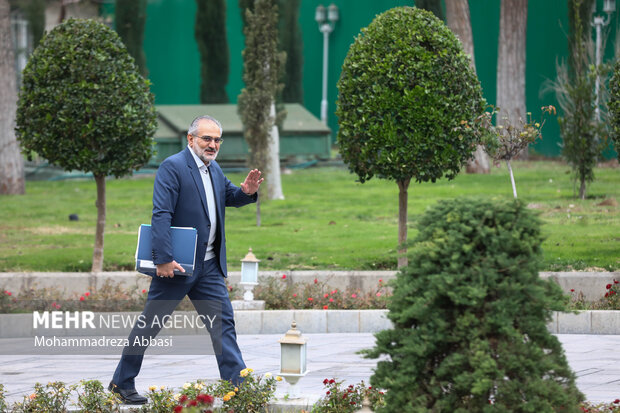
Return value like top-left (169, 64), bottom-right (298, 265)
top-left (614, 280), bottom-right (619, 284)
top-left (605, 292), bottom-right (610, 298)
top-left (379, 279), bottom-right (383, 283)
top-left (197, 394), bottom-right (214, 404)
top-left (606, 284), bottom-right (612, 290)
top-left (79, 296), bottom-right (85, 301)
top-left (188, 400), bottom-right (197, 407)
top-left (174, 406), bottom-right (183, 413)
top-left (293, 293), bottom-right (297, 297)
top-left (376, 292), bottom-right (381, 297)
top-left (613, 398), bottom-right (620, 404)
top-left (314, 278), bottom-right (318, 284)
top-left (326, 391), bottom-right (331, 395)
top-left (329, 379), bottom-right (335, 384)
top-left (323, 379), bottom-right (329, 385)
top-left (331, 290), bottom-right (337, 295)
top-left (308, 297), bottom-right (313, 301)
top-left (324, 293), bottom-right (329, 298)
top-left (351, 293), bottom-right (357, 298)
top-left (142, 289), bottom-right (147, 294)
top-left (6, 291), bottom-right (11, 296)
top-left (282, 274), bottom-right (287, 279)
top-left (323, 305), bottom-right (328, 310)
top-left (85, 292), bottom-right (90, 297)
top-left (570, 289), bottom-right (575, 292)
top-left (329, 298), bottom-right (334, 302)
top-left (179, 394), bottom-right (188, 403)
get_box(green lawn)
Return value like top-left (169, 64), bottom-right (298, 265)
top-left (0, 161), bottom-right (618, 272)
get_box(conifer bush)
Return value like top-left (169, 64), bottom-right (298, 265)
top-left (364, 198), bottom-right (584, 412)
top-left (609, 58), bottom-right (620, 162)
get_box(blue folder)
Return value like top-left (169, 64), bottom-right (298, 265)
top-left (135, 224), bottom-right (197, 277)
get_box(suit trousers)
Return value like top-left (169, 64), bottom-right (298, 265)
top-left (111, 258), bottom-right (246, 389)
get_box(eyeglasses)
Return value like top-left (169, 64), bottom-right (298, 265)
top-left (193, 135), bottom-right (223, 144)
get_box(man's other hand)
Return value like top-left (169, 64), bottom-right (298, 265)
top-left (240, 169), bottom-right (264, 195)
top-left (156, 261), bottom-right (185, 278)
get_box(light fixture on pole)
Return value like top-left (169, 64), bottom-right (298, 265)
top-left (278, 320), bottom-right (307, 399)
top-left (240, 248), bottom-right (260, 301)
top-left (315, 3), bottom-right (339, 125)
top-left (592, 0), bottom-right (616, 121)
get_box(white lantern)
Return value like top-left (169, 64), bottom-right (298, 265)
top-left (240, 248), bottom-right (260, 301)
top-left (278, 321), bottom-right (308, 398)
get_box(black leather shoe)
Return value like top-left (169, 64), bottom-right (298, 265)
top-left (108, 381), bottom-right (148, 405)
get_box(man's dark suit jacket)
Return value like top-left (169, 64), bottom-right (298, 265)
top-left (150, 147), bottom-right (257, 283)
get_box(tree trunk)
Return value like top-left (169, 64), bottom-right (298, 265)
top-left (396, 179), bottom-right (410, 269)
top-left (91, 174), bottom-right (106, 273)
top-left (497, 0), bottom-right (528, 159)
top-left (0, 0), bottom-right (25, 195)
top-left (506, 159), bottom-right (518, 198)
top-left (446, 0), bottom-right (490, 174)
top-left (579, 178), bottom-right (586, 200)
top-left (267, 102), bottom-right (284, 200)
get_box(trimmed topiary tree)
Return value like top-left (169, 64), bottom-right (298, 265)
top-left (15, 18), bottom-right (156, 272)
top-left (336, 7), bottom-right (485, 268)
top-left (608, 58), bottom-right (620, 162)
top-left (364, 198), bottom-right (584, 412)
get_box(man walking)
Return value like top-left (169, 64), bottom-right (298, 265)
top-left (109, 115), bottom-right (263, 404)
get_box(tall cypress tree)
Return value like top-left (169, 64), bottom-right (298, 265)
top-left (115, 0), bottom-right (148, 76)
top-left (415, 0), bottom-right (444, 20)
top-left (240, 0), bottom-right (302, 104)
top-left (278, 0), bottom-right (303, 103)
top-left (195, 0), bottom-right (229, 103)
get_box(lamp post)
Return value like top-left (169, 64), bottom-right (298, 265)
top-left (240, 248), bottom-right (260, 301)
top-left (593, 0), bottom-right (616, 121)
top-left (278, 321), bottom-right (308, 398)
top-left (315, 3), bottom-right (339, 125)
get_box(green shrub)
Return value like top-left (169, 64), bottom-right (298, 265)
top-left (336, 6), bottom-right (485, 267)
top-left (75, 379), bottom-right (121, 412)
top-left (608, 58), bottom-right (620, 162)
top-left (364, 198), bottom-right (584, 412)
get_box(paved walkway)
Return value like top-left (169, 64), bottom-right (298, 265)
top-left (1, 334), bottom-right (619, 408)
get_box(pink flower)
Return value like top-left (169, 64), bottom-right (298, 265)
top-left (376, 292), bottom-right (381, 297)
top-left (324, 293), bottom-right (329, 298)
top-left (329, 298), bottom-right (334, 302)
top-left (85, 292), bottom-right (90, 297)
top-left (314, 278), bottom-right (318, 284)
top-left (79, 296), bottom-right (85, 301)
top-left (281, 274), bottom-right (287, 279)
top-left (351, 293), bottom-right (357, 298)
top-left (6, 291), bottom-right (11, 296)
top-left (331, 290), bottom-right (337, 295)
top-left (379, 279), bottom-right (383, 283)
top-left (323, 305), bottom-right (328, 310)
top-left (142, 289), bottom-right (147, 294)
top-left (293, 293), bottom-right (297, 297)
top-left (308, 297), bottom-right (313, 301)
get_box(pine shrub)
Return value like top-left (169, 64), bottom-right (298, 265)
top-left (365, 198), bottom-right (584, 412)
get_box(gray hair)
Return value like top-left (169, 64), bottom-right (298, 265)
top-left (188, 115), bottom-right (223, 136)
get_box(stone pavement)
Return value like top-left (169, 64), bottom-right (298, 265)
top-left (0, 333), bottom-right (619, 408)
